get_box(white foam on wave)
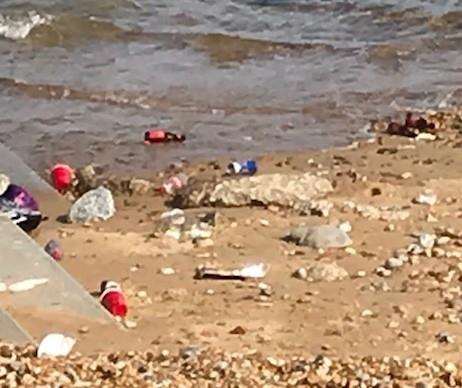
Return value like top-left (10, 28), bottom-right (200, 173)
top-left (0, 11), bottom-right (53, 40)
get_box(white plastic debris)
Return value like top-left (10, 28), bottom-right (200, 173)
top-left (339, 221), bottom-right (352, 233)
top-left (240, 263), bottom-right (268, 279)
top-left (37, 333), bottom-right (76, 358)
top-left (8, 278), bottom-right (48, 293)
top-left (415, 192), bottom-right (437, 206)
top-left (164, 228), bottom-right (181, 241)
top-left (415, 133), bottom-right (436, 141)
top-left (161, 208), bottom-right (186, 226)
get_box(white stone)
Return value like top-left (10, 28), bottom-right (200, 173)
top-left (385, 257), bottom-right (404, 270)
top-left (339, 221), bottom-right (352, 233)
top-left (288, 225), bottom-right (352, 249)
top-left (159, 267), bottom-right (175, 276)
top-left (419, 233), bottom-right (436, 249)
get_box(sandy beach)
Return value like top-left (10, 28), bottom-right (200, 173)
top-left (0, 109), bottom-right (460, 385)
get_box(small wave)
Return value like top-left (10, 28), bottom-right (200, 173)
top-left (0, 77), bottom-right (301, 115)
top-left (0, 11), bottom-right (52, 40)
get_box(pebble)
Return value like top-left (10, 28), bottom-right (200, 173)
top-left (345, 247), bottom-right (356, 255)
top-left (159, 267), bottom-right (176, 276)
top-left (339, 221), bottom-right (352, 233)
top-left (197, 239), bottom-right (214, 248)
top-left (385, 257), bottom-right (404, 270)
top-left (385, 224), bottom-right (395, 232)
top-left (78, 326), bottom-right (89, 334)
top-left (293, 267), bottom-right (308, 280)
top-left (361, 309), bottom-right (375, 318)
top-left (376, 267), bottom-right (392, 277)
top-left (123, 320), bottom-right (137, 329)
top-left (401, 172), bottom-right (413, 180)
top-left (259, 219), bottom-right (270, 227)
top-left (419, 233), bottom-right (436, 249)
top-left (426, 214), bottom-right (438, 223)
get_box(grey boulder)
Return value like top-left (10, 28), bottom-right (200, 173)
top-left (69, 186), bottom-right (115, 223)
top-left (287, 225), bottom-right (352, 249)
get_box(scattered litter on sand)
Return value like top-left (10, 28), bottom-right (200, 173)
top-left (195, 263), bottom-right (268, 280)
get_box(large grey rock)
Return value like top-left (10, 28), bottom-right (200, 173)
top-left (173, 173), bottom-right (333, 216)
top-left (306, 262), bottom-right (349, 282)
top-left (210, 173), bottom-right (332, 208)
top-left (69, 186), bottom-right (115, 223)
top-left (287, 225), bottom-right (352, 249)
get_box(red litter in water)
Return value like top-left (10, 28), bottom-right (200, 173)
top-left (44, 239), bottom-right (63, 261)
top-left (100, 281), bottom-right (128, 318)
top-left (144, 129), bottom-right (167, 143)
top-left (51, 164), bottom-right (74, 192)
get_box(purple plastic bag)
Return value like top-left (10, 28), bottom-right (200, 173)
top-left (1, 184), bottom-right (39, 211)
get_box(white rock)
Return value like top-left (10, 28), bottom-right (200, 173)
top-left (159, 267), bottom-right (175, 276)
top-left (293, 267), bottom-right (308, 280)
top-left (361, 309), bottom-right (374, 317)
top-left (385, 257), bottom-right (404, 270)
top-left (188, 224), bottom-right (212, 240)
top-left (288, 225), bottom-right (352, 249)
top-left (376, 267), bottom-right (392, 277)
top-left (0, 282), bottom-right (6, 292)
top-left (419, 233), bottom-right (436, 249)
top-left (165, 228), bottom-right (181, 241)
top-left (37, 334), bottom-right (76, 358)
top-left (339, 221), bottom-right (352, 233)
top-left (259, 219), bottom-right (270, 227)
top-left (427, 214), bottom-right (438, 223)
top-left (123, 319), bottom-right (137, 329)
top-left (345, 247), bottom-right (356, 255)
top-left (401, 172), bottom-right (413, 180)
top-left (436, 236), bottom-right (451, 246)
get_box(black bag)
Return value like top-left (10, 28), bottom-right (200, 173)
top-left (0, 198), bottom-right (42, 233)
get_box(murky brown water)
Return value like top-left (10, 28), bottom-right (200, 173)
top-left (0, 0), bottom-right (461, 174)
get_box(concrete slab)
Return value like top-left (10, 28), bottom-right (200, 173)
top-left (0, 308), bottom-right (32, 344)
top-left (0, 214), bottom-right (113, 324)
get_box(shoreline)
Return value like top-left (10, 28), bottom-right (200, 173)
top-left (1, 108), bottom-right (462, 384)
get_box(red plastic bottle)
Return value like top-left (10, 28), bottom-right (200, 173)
top-left (144, 129), bottom-right (167, 143)
top-left (145, 129), bottom-right (186, 144)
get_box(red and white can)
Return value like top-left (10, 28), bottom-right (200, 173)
top-left (162, 173), bottom-right (188, 195)
top-left (100, 281), bottom-right (128, 318)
